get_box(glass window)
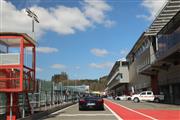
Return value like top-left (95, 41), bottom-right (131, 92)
top-left (147, 92), bottom-right (152, 95)
top-left (0, 44), bottom-right (7, 53)
top-left (118, 73), bottom-right (123, 79)
top-left (140, 92), bottom-right (146, 95)
top-left (115, 73), bottom-right (123, 80)
top-left (122, 62), bottom-right (128, 66)
top-left (120, 74), bottom-right (123, 79)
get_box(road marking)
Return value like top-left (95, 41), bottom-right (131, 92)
top-left (58, 114), bottom-right (114, 116)
top-left (105, 99), bottom-right (158, 120)
top-left (104, 104), bottom-right (123, 120)
top-left (51, 104), bottom-right (77, 115)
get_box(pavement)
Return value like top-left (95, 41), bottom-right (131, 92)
top-left (41, 103), bottom-right (119, 120)
top-left (18, 102), bottom-right (75, 120)
top-left (41, 99), bottom-right (180, 120)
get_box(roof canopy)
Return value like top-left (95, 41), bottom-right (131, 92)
top-left (145, 0), bottom-right (180, 36)
top-left (0, 32), bottom-right (37, 47)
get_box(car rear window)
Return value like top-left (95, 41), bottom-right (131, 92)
top-left (147, 92), bottom-right (152, 95)
top-left (84, 97), bottom-right (100, 100)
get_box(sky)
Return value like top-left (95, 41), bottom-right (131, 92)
top-left (0, 0), bottom-right (167, 80)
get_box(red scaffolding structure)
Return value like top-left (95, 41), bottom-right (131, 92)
top-left (0, 32), bottom-right (36, 120)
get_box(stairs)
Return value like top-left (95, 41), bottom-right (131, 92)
top-left (18, 93), bottom-right (32, 116)
top-left (6, 93), bottom-right (32, 120)
top-left (6, 93), bottom-right (21, 120)
top-left (1, 68), bottom-right (34, 120)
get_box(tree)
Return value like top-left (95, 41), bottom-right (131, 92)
top-left (51, 72), bottom-right (68, 83)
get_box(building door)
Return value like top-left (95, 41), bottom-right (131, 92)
top-left (173, 84), bottom-right (180, 105)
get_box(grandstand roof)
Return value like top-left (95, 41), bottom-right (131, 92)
top-left (145, 0), bottom-right (180, 36)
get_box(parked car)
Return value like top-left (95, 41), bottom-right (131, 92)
top-left (79, 96), bottom-right (104, 110)
top-left (115, 95), bottom-right (131, 101)
top-left (131, 91), bottom-right (164, 103)
top-left (107, 96), bottom-right (113, 99)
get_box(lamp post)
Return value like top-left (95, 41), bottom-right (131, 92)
top-left (26, 8), bottom-right (39, 38)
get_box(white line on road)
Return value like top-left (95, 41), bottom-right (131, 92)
top-left (106, 100), bottom-right (158, 120)
top-left (104, 104), bottom-right (123, 120)
top-left (51, 104), bottom-right (78, 115)
top-left (58, 114), bottom-right (114, 117)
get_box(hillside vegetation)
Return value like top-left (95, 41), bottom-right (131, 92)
top-left (51, 72), bottom-right (108, 91)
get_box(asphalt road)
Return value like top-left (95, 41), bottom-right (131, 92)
top-left (41, 103), bottom-right (119, 120)
top-left (112, 99), bottom-right (180, 110)
top-left (40, 100), bottom-right (180, 120)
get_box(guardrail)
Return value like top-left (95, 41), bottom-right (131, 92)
top-left (0, 53), bottom-right (20, 65)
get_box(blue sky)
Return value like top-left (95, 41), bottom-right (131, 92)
top-left (0, 0), bottom-right (167, 80)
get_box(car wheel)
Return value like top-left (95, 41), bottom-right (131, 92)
top-left (98, 105), bottom-right (104, 110)
top-left (100, 107), bottom-right (104, 110)
top-left (117, 98), bottom-right (120, 100)
top-left (154, 98), bottom-right (160, 103)
top-left (79, 107), bottom-right (83, 111)
top-left (133, 97), bottom-right (139, 103)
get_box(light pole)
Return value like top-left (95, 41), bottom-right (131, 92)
top-left (26, 8), bottom-right (39, 38)
top-left (74, 80), bottom-right (76, 102)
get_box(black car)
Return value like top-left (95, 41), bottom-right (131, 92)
top-left (78, 96), bottom-right (104, 110)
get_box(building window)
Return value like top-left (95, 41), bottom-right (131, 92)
top-left (122, 62), bottom-right (128, 66)
top-left (135, 38), bottom-right (151, 59)
top-left (118, 73), bottom-right (123, 79)
top-left (157, 26), bottom-right (180, 56)
top-left (120, 73), bottom-right (123, 79)
top-left (115, 73), bottom-right (123, 80)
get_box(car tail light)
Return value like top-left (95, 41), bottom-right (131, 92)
top-left (79, 99), bottom-right (86, 103)
top-left (97, 99), bottom-right (104, 103)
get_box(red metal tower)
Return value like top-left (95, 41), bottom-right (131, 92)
top-left (0, 32), bottom-right (36, 120)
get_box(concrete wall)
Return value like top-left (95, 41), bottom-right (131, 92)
top-left (158, 64), bottom-right (180, 85)
top-left (107, 61), bottom-right (129, 90)
top-left (128, 60), bottom-right (151, 92)
top-left (119, 65), bottom-right (129, 83)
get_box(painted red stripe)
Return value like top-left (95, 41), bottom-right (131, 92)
top-left (137, 109), bottom-right (180, 120)
top-left (104, 99), bottom-right (152, 120)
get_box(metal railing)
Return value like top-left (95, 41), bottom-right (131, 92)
top-left (0, 53), bottom-right (20, 65)
top-left (0, 81), bottom-right (81, 119)
top-left (0, 92), bottom-right (78, 119)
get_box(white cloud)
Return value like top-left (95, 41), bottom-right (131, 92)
top-left (91, 48), bottom-right (109, 57)
top-left (83, 0), bottom-right (115, 26)
top-left (104, 20), bottom-right (116, 28)
top-left (137, 0), bottom-right (168, 21)
top-left (32, 6), bottom-right (91, 35)
top-left (89, 62), bottom-right (113, 69)
top-left (36, 67), bottom-right (43, 72)
top-left (36, 47), bottom-right (58, 53)
top-left (51, 64), bottom-right (66, 69)
top-left (120, 48), bottom-right (129, 57)
top-left (0, 1), bottom-right (32, 34)
top-left (75, 66), bottom-right (80, 70)
top-left (118, 57), bottom-right (126, 61)
top-left (0, 0), bottom-right (114, 38)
